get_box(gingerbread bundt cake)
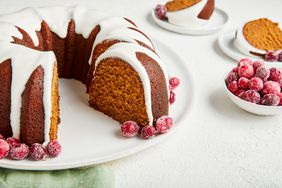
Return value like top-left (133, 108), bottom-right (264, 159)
top-left (165, 0), bottom-right (214, 27)
top-left (0, 6), bottom-right (169, 146)
top-left (234, 18), bottom-right (282, 58)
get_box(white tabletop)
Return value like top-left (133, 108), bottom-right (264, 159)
top-left (0, 0), bottom-right (282, 187)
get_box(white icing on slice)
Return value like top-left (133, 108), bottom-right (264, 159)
top-left (0, 8), bottom-right (42, 46)
top-left (95, 43), bottom-right (170, 124)
top-left (234, 24), bottom-right (266, 57)
top-left (166, 0), bottom-right (209, 27)
top-left (0, 42), bottom-right (56, 143)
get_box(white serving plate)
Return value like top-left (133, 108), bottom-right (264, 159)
top-left (151, 8), bottom-right (229, 35)
top-left (218, 30), bottom-right (281, 63)
top-left (224, 63), bottom-right (282, 116)
top-left (0, 38), bottom-right (194, 170)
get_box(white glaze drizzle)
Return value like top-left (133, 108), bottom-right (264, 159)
top-left (95, 43), bottom-right (170, 124)
top-left (234, 24), bottom-right (267, 57)
top-left (0, 6), bottom-right (169, 143)
top-left (166, 0), bottom-right (209, 27)
top-left (0, 42), bottom-right (56, 143)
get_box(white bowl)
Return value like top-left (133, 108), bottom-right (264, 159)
top-left (224, 63), bottom-right (282, 116)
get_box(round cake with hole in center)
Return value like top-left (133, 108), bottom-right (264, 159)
top-left (0, 6), bottom-right (170, 146)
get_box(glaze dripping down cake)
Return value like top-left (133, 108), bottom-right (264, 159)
top-left (0, 6), bottom-right (170, 146)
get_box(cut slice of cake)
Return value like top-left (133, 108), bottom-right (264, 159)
top-left (165, 0), bottom-right (214, 27)
top-left (234, 18), bottom-right (282, 60)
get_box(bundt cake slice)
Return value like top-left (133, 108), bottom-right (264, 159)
top-left (165, 0), bottom-right (215, 27)
top-left (235, 18), bottom-right (282, 57)
top-left (89, 43), bottom-right (169, 126)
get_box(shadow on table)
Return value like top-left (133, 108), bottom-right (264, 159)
top-left (209, 88), bottom-right (254, 119)
top-left (213, 39), bottom-right (234, 62)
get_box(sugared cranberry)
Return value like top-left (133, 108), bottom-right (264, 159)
top-left (227, 81), bottom-right (238, 94)
top-left (232, 67), bottom-right (238, 73)
top-left (277, 93), bottom-right (282, 105)
top-left (141, 125), bottom-right (157, 139)
top-left (169, 77), bottom-right (180, 90)
top-left (155, 116), bottom-right (173, 133)
top-left (155, 4), bottom-right (167, 20)
top-left (225, 72), bottom-right (239, 84)
top-left (278, 51), bottom-right (282, 62)
top-left (30, 143), bottom-right (47, 161)
top-left (236, 90), bottom-right (245, 99)
top-left (252, 61), bottom-right (265, 72)
top-left (261, 94), bottom-right (280, 106)
top-left (255, 66), bottom-right (270, 81)
top-left (249, 77), bottom-right (263, 91)
top-left (238, 64), bottom-right (254, 78)
top-left (269, 67), bottom-right (282, 82)
top-left (262, 81), bottom-right (281, 95)
top-left (0, 139), bottom-right (9, 159)
top-left (6, 137), bottom-right (20, 148)
top-left (0, 134), bottom-right (4, 140)
top-left (238, 77), bottom-right (249, 90)
top-left (120, 121), bottom-right (140, 138)
top-left (10, 144), bottom-right (29, 160)
top-left (242, 90), bottom-right (261, 104)
top-left (47, 141), bottom-right (62, 157)
top-left (265, 51), bottom-right (280, 62)
top-left (238, 58), bottom-right (253, 66)
top-left (169, 90), bottom-right (176, 104)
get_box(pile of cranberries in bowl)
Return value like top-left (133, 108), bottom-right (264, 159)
top-left (225, 58), bottom-right (282, 107)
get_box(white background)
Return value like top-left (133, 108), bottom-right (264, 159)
top-left (0, 0), bottom-right (282, 187)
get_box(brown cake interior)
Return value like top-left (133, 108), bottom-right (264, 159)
top-left (243, 18), bottom-right (282, 51)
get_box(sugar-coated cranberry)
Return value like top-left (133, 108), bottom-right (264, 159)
top-left (227, 81), bottom-right (238, 94)
top-left (238, 77), bottom-right (249, 90)
top-left (47, 141), bottom-right (62, 157)
top-left (155, 116), bottom-right (173, 133)
top-left (0, 139), bottom-right (9, 159)
top-left (155, 4), bottom-right (167, 20)
top-left (169, 90), bottom-right (176, 104)
top-left (225, 71), bottom-right (239, 84)
top-left (277, 93), bottom-right (282, 105)
top-left (169, 77), bottom-right (180, 90)
top-left (262, 81), bottom-right (281, 95)
top-left (249, 77), bottom-right (263, 91)
top-left (252, 61), bottom-right (265, 72)
top-left (10, 144), bottom-right (29, 160)
top-left (242, 90), bottom-right (261, 104)
top-left (261, 94), bottom-right (280, 106)
top-left (255, 66), bottom-right (270, 81)
top-left (120, 121), bottom-right (140, 138)
top-left (238, 58), bottom-right (253, 66)
top-left (238, 64), bottom-right (254, 78)
top-left (265, 51), bottom-right (280, 62)
top-left (269, 67), bottom-right (282, 82)
top-left (232, 67), bottom-right (238, 73)
top-left (0, 134), bottom-right (4, 140)
top-left (30, 143), bottom-right (47, 161)
top-left (278, 51), bottom-right (282, 62)
top-left (236, 90), bottom-right (245, 99)
top-left (6, 137), bottom-right (20, 148)
top-left (141, 125), bottom-right (157, 139)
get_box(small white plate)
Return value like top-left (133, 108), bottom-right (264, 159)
top-left (151, 8), bottom-right (229, 35)
top-left (0, 38), bottom-right (194, 170)
top-left (224, 63), bottom-right (282, 116)
top-left (218, 30), bottom-right (280, 63)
